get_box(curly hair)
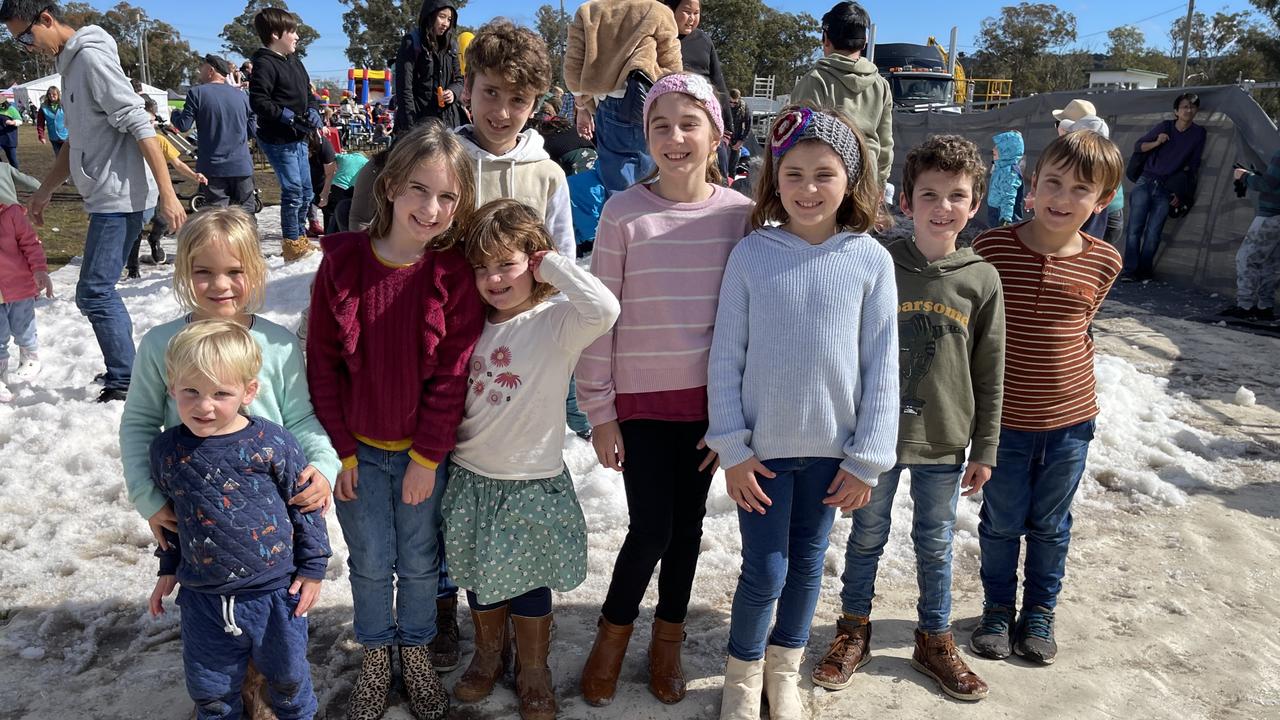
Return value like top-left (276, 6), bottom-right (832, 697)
top-left (461, 199), bottom-right (558, 306)
top-left (901, 134), bottom-right (988, 210)
top-left (464, 19), bottom-right (552, 94)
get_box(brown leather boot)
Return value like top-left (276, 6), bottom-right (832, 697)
top-left (429, 595), bottom-right (461, 672)
top-left (241, 661), bottom-right (278, 720)
top-left (580, 616), bottom-right (634, 706)
top-left (512, 613), bottom-right (556, 720)
top-left (910, 629), bottom-right (989, 701)
top-left (648, 618), bottom-right (686, 704)
top-left (454, 605), bottom-right (511, 702)
top-left (809, 615), bottom-right (871, 690)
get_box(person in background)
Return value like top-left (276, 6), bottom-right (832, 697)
top-left (0, 198), bottom-right (52, 401)
top-left (1220, 149), bottom-right (1280, 322)
top-left (35, 86), bottom-right (68, 158)
top-left (306, 128), bottom-right (336, 237)
top-left (0, 98), bottom-right (22, 168)
top-left (987, 130), bottom-right (1024, 228)
top-left (125, 98), bottom-right (206, 279)
top-left (791, 1), bottom-right (893, 191)
top-left (394, 0), bottom-right (464, 135)
top-left (660, 0), bottom-right (733, 179)
top-left (1122, 93), bottom-right (1206, 281)
top-left (170, 54), bottom-right (258, 220)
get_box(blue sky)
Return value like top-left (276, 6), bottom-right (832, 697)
top-left (115, 0), bottom-right (1258, 83)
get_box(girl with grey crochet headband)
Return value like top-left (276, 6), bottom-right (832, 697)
top-left (707, 104), bottom-right (900, 720)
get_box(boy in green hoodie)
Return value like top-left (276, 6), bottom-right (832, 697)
top-left (791, 1), bottom-right (893, 189)
top-left (811, 135), bottom-right (1005, 702)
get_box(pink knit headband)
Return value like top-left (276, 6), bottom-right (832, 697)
top-left (642, 73), bottom-right (725, 138)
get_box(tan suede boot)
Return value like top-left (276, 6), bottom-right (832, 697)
top-left (282, 236), bottom-right (314, 261)
top-left (512, 613), bottom-right (556, 720)
top-left (648, 618), bottom-right (687, 704)
top-left (454, 605), bottom-right (511, 702)
top-left (580, 616), bottom-right (634, 706)
top-left (720, 656), bottom-right (766, 720)
top-left (910, 629), bottom-right (989, 701)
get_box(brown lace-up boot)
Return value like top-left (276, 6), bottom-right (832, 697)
top-left (910, 629), bottom-right (989, 701)
top-left (648, 618), bottom-right (686, 703)
top-left (809, 615), bottom-right (871, 690)
top-left (580, 616), bottom-right (634, 706)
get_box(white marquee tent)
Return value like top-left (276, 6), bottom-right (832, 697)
top-left (12, 73), bottom-right (170, 120)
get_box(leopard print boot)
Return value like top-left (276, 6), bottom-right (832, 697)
top-left (399, 645), bottom-right (450, 720)
top-left (346, 645), bottom-right (392, 720)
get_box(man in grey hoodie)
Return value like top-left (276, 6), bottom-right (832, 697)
top-left (791, 1), bottom-right (893, 190)
top-left (1, 0), bottom-right (186, 402)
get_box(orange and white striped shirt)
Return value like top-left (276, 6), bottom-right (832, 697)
top-left (972, 224), bottom-right (1122, 432)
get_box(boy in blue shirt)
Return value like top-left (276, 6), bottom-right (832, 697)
top-left (149, 319), bottom-right (330, 720)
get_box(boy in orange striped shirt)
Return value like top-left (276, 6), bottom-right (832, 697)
top-left (968, 130), bottom-right (1123, 665)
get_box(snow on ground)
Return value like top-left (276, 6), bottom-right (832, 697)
top-left (1, 211), bottom-right (1278, 719)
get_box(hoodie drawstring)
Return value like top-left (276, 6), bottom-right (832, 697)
top-left (221, 595), bottom-right (243, 637)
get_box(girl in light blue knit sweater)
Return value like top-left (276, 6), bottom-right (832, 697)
top-left (707, 106), bottom-right (900, 720)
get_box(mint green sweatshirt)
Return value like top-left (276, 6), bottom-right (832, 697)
top-left (119, 315), bottom-right (341, 519)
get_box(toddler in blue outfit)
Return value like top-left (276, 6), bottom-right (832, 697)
top-left (148, 319), bottom-right (331, 720)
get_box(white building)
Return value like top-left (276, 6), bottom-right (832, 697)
top-left (1087, 69), bottom-right (1168, 91)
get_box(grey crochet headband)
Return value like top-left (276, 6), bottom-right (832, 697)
top-left (769, 107), bottom-right (863, 182)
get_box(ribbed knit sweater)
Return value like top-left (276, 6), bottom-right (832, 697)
top-left (306, 232), bottom-right (485, 465)
top-left (574, 183), bottom-right (754, 426)
top-left (706, 227), bottom-right (901, 484)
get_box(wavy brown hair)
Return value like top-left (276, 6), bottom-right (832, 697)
top-left (368, 120), bottom-right (476, 250)
top-left (464, 19), bottom-right (552, 94)
top-left (751, 105), bottom-right (880, 233)
top-left (461, 199), bottom-right (558, 305)
top-left (902, 134), bottom-right (988, 209)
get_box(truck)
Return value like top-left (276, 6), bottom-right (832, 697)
top-left (870, 42), bottom-right (958, 111)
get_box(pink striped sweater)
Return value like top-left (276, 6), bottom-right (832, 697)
top-left (575, 183), bottom-right (754, 426)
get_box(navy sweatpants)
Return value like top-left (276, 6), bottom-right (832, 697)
top-left (178, 587), bottom-right (317, 720)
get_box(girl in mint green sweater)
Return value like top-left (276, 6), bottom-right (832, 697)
top-left (118, 207), bottom-right (337, 547)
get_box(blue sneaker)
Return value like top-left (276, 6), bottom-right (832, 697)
top-left (1013, 605), bottom-right (1057, 665)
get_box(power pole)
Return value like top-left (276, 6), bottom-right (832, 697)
top-left (1179, 0), bottom-right (1195, 87)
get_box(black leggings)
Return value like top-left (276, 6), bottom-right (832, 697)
top-left (467, 587), bottom-right (552, 617)
top-left (600, 419), bottom-right (714, 626)
top-left (127, 217), bottom-right (168, 272)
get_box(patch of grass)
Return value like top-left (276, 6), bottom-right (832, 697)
top-left (9, 126), bottom-right (282, 269)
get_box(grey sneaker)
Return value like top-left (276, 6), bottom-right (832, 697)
top-left (1013, 606), bottom-right (1057, 665)
top-left (970, 604), bottom-right (1016, 660)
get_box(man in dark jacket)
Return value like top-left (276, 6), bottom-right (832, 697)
top-left (394, 0), bottom-right (464, 135)
top-left (248, 6), bottom-right (320, 260)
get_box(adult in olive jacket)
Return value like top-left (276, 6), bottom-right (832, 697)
top-left (394, 0), bottom-right (465, 134)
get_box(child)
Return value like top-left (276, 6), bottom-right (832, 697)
top-left (708, 105), bottom-right (899, 720)
top-left (394, 0), bottom-right (465, 134)
top-left (305, 121), bottom-right (484, 720)
top-left (248, 6), bottom-right (322, 261)
top-left (811, 135), bottom-right (1004, 702)
top-left (325, 150), bottom-right (369, 233)
top-left (445, 199), bottom-right (619, 719)
top-left (6, 0), bottom-right (187, 402)
top-left (126, 97), bottom-right (207, 279)
top-left (0, 203), bottom-right (53, 401)
top-left (987, 130), bottom-right (1024, 228)
top-left (148, 319), bottom-right (331, 720)
top-left (1222, 150), bottom-right (1280, 322)
top-left (968, 130), bottom-right (1123, 665)
top-left (576, 72), bottom-right (754, 707)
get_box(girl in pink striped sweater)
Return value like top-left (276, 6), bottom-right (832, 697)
top-left (575, 73), bottom-right (753, 707)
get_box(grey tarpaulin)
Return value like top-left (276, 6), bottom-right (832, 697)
top-left (884, 85), bottom-right (1280, 294)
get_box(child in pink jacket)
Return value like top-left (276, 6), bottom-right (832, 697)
top-left (0, 204), bottom-right (54, 401)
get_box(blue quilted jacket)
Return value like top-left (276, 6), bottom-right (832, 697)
top-left (987, 131), bottom-right (1025, 223)
top-left (151, 417), bottom-right (331, 595)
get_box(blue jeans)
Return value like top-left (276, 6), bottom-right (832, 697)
top-left (77, 211), bottom-right (145, 390)
top-left (0, 297), bottom-right (38, 361)
top-left (1124, 177), bottom-right (1171, 277)
top-left (727, 457), bottom-right (840, 661)
top-left (334, 444), bottom-right (447, 647)
top-left (435, 457), bottom-right (458, 600)
top-left (594, 96), bottom-right (653, 196)
top-left (978, 419), bottom-right (1095, 611)
top-left (49, 139), bottom-right (64, 158)
top-left (840, 463), bottom-right (964, 632)
top-left (177, 587), bottom-right (316, 720)
top-left (258, 139), bottom-right (312, 240)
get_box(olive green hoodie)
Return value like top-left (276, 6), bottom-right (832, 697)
top-left (791, 54), bottom-right (893, 187)
top-left (889, 238), bottom-right (1005, 466)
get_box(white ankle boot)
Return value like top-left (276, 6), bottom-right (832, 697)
top-left (14, 350), bottom-right (40, 381)
top-left (720, 656), bottom-right (765, 720)
top-left (763, 645), bottom-right (805, 719)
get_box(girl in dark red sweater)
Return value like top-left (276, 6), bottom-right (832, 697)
top-left (306, 121), bottom-right (484, 720)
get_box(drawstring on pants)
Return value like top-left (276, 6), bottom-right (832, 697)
top-left (221, 595), bottom-right (243, 636)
